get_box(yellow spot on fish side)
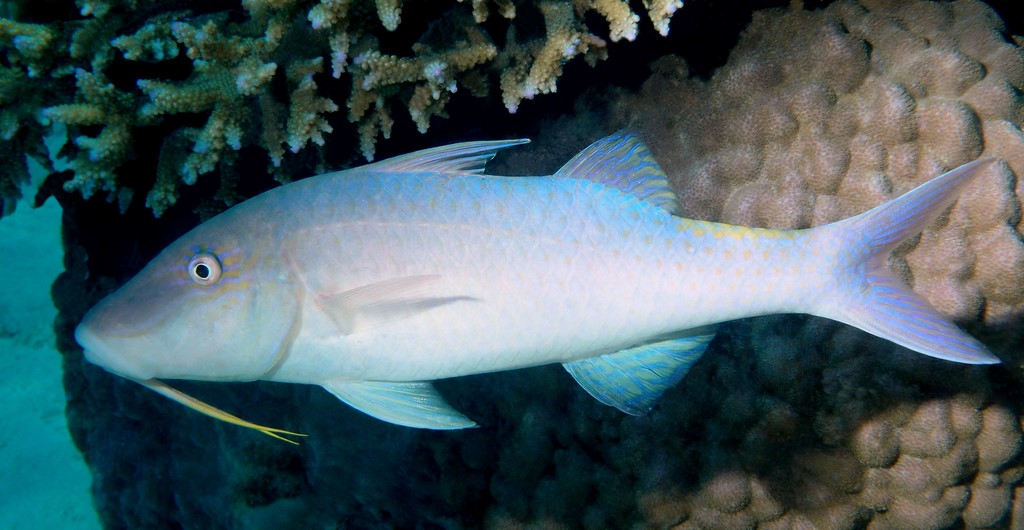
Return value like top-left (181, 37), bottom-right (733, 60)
top-left (743, 249), bottom-right (753, 260)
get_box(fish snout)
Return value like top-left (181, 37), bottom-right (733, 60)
top-left (76, 310), bottom-right (155, 380)
top-left (79, 270), bottom-right (180, 340)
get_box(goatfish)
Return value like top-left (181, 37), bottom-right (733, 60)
top-left (75, 132), bottom-right (1000, 443)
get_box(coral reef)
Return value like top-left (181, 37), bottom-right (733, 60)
top-left (51, 0), bottom-right (1024, 529)
top-left (618, 0), bottom-right (1024, 327)
top-left (0, 0), bottom-right (685, 217)
top-left (609, 0), bottom-right (1024, 526)
top-left (0, 17), bottom-right (57, 216)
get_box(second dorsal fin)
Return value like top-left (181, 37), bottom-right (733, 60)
top-left (554, 131), bottom-right (681, 215)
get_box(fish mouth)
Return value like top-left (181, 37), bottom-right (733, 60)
top-left (74, 273), bottom-right (180, 380)
top-left (75, 319), bottom-right (154, 380)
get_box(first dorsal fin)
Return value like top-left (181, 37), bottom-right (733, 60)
top-left (363, 139), bottom-right (530, 175)
top-left (555, 131), bottom-right (682, 215)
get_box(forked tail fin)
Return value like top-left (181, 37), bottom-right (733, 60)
top-left (816, 159), bottom-right (1000, 364)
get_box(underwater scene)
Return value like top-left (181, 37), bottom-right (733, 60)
top-left (4, 0), bottom-right (1024, 528)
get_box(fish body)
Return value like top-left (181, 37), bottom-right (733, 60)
top-left (75, 133), bottom-right (1000, 437)
top-left (266, 172), bottom-right (801, 383)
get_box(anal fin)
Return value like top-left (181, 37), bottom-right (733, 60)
top-left (563, 330), bottom-right (715, 415)
top-left (322, 379), bottom-right (477, 429)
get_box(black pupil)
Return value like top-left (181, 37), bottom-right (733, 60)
top-left (194, 263), bottom-right (210, 279)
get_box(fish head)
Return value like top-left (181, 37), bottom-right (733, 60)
top-left (76, 206), bottom-right (301, 383)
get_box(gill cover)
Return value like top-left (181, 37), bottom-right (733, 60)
top-left (150, 244), bottom-right (300, 381)
top-left (178, 245), bottom-right (298, 375)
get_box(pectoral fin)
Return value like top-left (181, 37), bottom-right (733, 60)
top-left (321, 379), bottom-right (477, 429)
top-left (317, 275), bottom-right (476, 334)
top-left (563, 329), bottom-right (716, 415)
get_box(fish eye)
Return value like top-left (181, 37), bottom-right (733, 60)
top-left (188, 252), bottom-right (222, 286)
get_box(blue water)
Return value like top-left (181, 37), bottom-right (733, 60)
top-left (0, 180), bottom-right (99, 528)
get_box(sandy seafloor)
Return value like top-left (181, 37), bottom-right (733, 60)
top-left (0, 188), bottom-right (99, 528)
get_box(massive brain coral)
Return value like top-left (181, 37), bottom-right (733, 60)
top-left (604, 0), bottom-right (1024, 527)
top-left (620, 0), bottom-right (1024, 327)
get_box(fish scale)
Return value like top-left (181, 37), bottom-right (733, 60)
top-left (272, 175), bottom-right (674, 380)
top-left (75, 132), bottom-right (1001, 440)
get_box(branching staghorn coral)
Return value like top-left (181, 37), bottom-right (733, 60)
top-left (645, 0), bottom-right (685, 36)
top-left (0, 18), bottom-right (56, 75)
top-left (498, 2), bottom-right (609, 114)
top-left (0, 18), bottom-right (57, 216)
top-left (0, 0), bottom-right (685, 217)
top-left (130, 15), bottom-right (285, 213)
top-left (460, 0), bottom-right (516, 24)
top-left (347, 22), bottom-right (498, 159)
top-left (43, 69), bottom-right (136, 211)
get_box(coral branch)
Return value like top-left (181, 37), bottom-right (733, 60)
top-left (0, 0), bottom-right (683, 215)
